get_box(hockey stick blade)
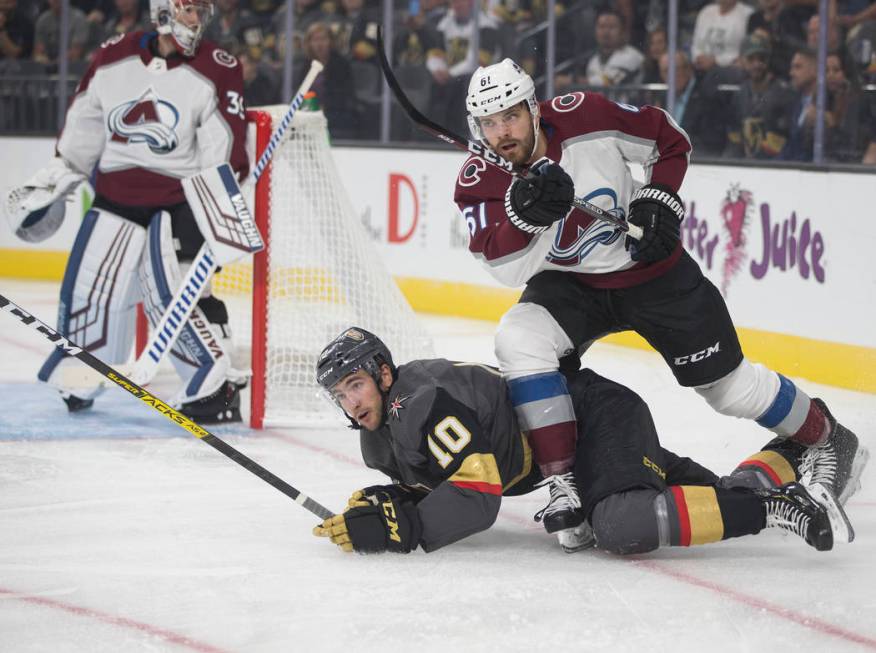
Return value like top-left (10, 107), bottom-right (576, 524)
top-left (375, 26), bottom-right (643, 240)
top-left (0, 292), bottom-right (335, 520)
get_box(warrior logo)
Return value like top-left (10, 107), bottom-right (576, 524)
top-left (547, 187), bottom-right (623, 266)
top-left (108, 89), bottom-right (180, 154)
top-left (720, 184), bottom-right (754, 296)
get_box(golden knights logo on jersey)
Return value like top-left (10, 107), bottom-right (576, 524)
top-left (108, 88), bottom-right (180, 154)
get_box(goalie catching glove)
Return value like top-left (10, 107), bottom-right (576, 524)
top-left (504, 157), bottom-right (574, 233)
top-left (314, 492), bottom-right (422, 554)
top-left (3, 157), bottom-right (86, 243)
top-left (625, 184), bottom-right (685, 263)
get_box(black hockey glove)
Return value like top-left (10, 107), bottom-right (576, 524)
top-left (505, 157), bottom-right (574, 234)
top-left (345, 483), bottom-right (428, 511)
top-left (313, 497), bottom-right (422, 554)
top-left (625, 184), bottom-right (685, 263)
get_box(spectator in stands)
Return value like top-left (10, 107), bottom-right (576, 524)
top-left (806, 13), bottom-right (845, 57)
top-left (725, 34), bottom-right (794, 159)
top-left (691, 0), bottom-right (754, 72)
top-left (336, 0), bottom-right (381, 63)
top-left (558, 9), bottom-right (643, 93)
top-left (101, 0), bottom-right (150, 43)
top-left (781, 47), bottom-right (818, 160)
top-left (642, 25), bottom-right (667, 84)
top-left (429, 0), bottom-right (501, 136)
top-left (205, 0), bottom-right (268, 61)
top-left (659, 50), bottom-right (729, 156)
top-left (746, 0), bottom-right (808, 81)
top-left (300, 21), bottom-right (358, 139)
top-left (0, 0), bottom-right (34, 60)
top-left (494, 0), bottom-right (574, 79)
top-left (32, 0), bottom-right (91, 65)
top-left (239, 49), bottom-right (280, 106)
top-left (272, 0), bottom-right (341, 66)
top-left (823, 51), bottom-right (869, 162)
top-left (73, 0), bottom-right (114, 53)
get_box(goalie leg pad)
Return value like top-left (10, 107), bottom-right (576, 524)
top-left (139, 211), bottom-right (231, 404)
top-left (38, 208), bottom-right (145, 395)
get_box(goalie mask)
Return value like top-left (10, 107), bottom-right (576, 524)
top-left (151, 0), bottom-right (214, 57)
top-left (316, 327), bottom-right (396, 415)
top-left (466, 58), bottom-right (540, 155)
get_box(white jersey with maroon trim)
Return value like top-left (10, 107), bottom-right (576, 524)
top-left (58, 31), bottom-right (249, 208)
top-left (454, 92), bottom-right (692, 290)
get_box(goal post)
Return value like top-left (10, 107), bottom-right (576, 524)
top-left (209, 106), bottom-right (432, 427)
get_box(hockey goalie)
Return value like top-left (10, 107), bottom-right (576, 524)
top-left (3, 0), bottom-right (252, 423)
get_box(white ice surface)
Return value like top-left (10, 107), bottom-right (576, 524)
top-left (1, 279), bottom-right (875, 653)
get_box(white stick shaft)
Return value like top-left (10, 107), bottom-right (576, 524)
top-left (251, 60), bottom-right (324, 182)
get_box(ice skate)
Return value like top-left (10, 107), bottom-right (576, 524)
top-left (534, 472), bottom-right (585, 548)
top-left (557, 519), bottom-right (596, 553)
top-left (61, 391), bottom-right (94, 413)
top-left (759, 482), bottom-right (835, 551)
top-left (800, 399), bottom-right (869, 505)
top-left (179, 380), bottom-right (242, 424)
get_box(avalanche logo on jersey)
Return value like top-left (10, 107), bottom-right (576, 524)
top-left (108, 88), bottom-right (180, 154)
top-left (547, 187), bottom-right (623, 266)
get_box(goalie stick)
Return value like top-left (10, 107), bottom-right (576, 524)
top-left (374, 27), bottom-right (644, 241)
top-left (0, 292), bottom-right (334, 520)
top-left (66, 60), bottom-right (325, 392)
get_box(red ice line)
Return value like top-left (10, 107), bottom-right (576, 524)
top-left (634, 561), bottom-right (876, 651)
top-left (0, 587), bottom-right (231, 653)
top-left (274, 430), bottom-right (876, 650)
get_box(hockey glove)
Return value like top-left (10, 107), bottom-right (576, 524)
top-left (313, 497), bottom-right (422, 554)
top-left (346, 483), bottom-right (428, 511)
top-left (625, 184), bottom-right (685, 263)
top-left (505, 157), bottom-right (574, 234)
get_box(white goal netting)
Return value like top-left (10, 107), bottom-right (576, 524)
top-left (213, 107), bottom-right (433, 427)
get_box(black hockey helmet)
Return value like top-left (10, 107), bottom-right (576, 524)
top-left (316, 327), bottom-right (395, 396)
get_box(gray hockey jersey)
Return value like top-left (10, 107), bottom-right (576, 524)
top-left (359, 359), bottom-right (537, 552)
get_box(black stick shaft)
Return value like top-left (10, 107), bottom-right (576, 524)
top-left (375, 26), bottom-right (641, 239)
top-left (0, 293), bottom-right (334, 520)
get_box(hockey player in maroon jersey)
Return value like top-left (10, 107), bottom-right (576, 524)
top-left (312, 328), bottom-right (853, 555)
top-left (451, 58), bottom-right (867, 548)
top-left (5, 0), bottom-right (250, 423)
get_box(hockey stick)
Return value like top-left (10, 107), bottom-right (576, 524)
top-left (374, 27), bottom-right (643, 240)
top-left (1, 292), bottom-right (334, 520)
top-left (65, 60), bottom-right (325, 391)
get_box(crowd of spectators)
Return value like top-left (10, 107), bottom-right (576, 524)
top-left (1, 0), bottom-right (876, 163)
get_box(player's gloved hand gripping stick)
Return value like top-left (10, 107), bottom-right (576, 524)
top-left (374, 26), bottom-right (643, 242)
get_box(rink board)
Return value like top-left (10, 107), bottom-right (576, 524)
top-left (1, 136), bottom-right (874, 393)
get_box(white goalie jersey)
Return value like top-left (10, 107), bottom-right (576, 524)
top-left (58, 30), bottom-right (250, 206)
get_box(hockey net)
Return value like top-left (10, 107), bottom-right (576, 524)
top-left (207, 107), bottom-right (432, 427)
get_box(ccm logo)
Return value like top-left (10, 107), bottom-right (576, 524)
top-left (674, 342), bottom-right (720, 366)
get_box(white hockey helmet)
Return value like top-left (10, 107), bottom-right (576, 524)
top-left (466, 58), bottom-right (539, 141)
top-left (150, 0), bottom-right (214, 57)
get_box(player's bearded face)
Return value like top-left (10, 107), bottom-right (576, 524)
top-left (331, 370), bottom-right (385, 430)
top-left (481, 105), bottom-right (536, 167)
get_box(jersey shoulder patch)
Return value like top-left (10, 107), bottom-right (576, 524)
top-left (454, 154), bottom-right (508, 202)
top-left (94, 31), bottom-right (143, 66)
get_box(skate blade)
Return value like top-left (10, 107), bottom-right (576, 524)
top-left (558, 523), bottom-right (596, 553)
top-left (839, 446), bottom-right (870, 506)
top-left (809, 482), bottom-right (855, 543)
